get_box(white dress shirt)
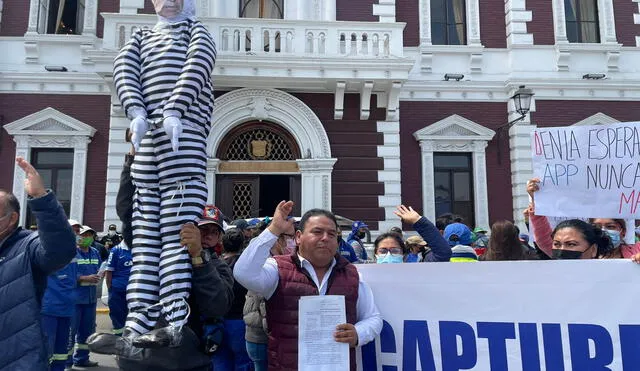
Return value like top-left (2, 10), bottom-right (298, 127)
top-left (234, 229), bottom-right (383, 346)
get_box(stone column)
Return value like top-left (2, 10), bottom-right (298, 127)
top-left (297, 158), bottom-right (337, 212)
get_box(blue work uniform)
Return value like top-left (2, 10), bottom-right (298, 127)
top-left (41, 259), bottom-right (78, 371)
top-left (67, 247), bottom-right (100, 367)
top-left (106, 241), bottom-right (132, 335)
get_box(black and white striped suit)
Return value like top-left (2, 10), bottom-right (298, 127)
top-left (114, 19), bottom-right (216, 336)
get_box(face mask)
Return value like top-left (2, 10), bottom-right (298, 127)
top-left (78, 236), bottom-right (94, 248)
top-left (285, 238), bottom-right (297, 254)
top-left (604, 229), bottom-right (622, 248)
top-left (356, 232), bottom-right (366, 239)
top-left (376, 253), bottom-right (404, 264)
top-left (552, 249), bottom-right (584, 260)
top-left (107, 230), bottom-right (116, 237)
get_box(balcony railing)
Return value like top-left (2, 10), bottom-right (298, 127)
top-left (101, 14), bottom-right (405, 58)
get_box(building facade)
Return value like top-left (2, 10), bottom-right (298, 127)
top-left (1, 0), bottom-right (639, 234)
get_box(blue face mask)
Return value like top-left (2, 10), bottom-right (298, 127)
top-left (604, 229), bottom-right (622, 248)
top-left (376, 253), bottom-right (404, 264)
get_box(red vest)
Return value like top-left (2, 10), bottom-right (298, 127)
top-left (266, 254), bottom-right (359, 371)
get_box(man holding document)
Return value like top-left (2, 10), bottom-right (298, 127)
top-left (234, 201), bottom-right (383, 370)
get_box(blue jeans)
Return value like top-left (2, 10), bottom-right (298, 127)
top-left (245, 341), bottom-right (267, 371)
top-left (211, 319), bottom-right (253, 371)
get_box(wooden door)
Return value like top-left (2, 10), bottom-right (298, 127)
top-left (216, 175), bottom-right (260, 220)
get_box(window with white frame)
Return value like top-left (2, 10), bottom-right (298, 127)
top-left (552, 0), bottom-right (616, 44)
top-left (36, 0), bottom-right (85, 34)
top-left (564, 0), bottom-right (600, 43)
top-left (431, 0), bottom-right (466, 45)
top-left (26, 149), bottom-right (74, 227)
top-left (434, 153), bottom-right (474, 224)
top-left (420, 0), bottom-right (480, 46)
top-left (413, 115), bottom-right (495, 230)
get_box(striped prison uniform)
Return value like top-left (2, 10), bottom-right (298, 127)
top-left (114, 19), bottom-right (216, 336)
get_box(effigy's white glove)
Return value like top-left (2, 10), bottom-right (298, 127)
top-left (129, 116), bottom-right (149, 152)
top-left (163, 116), bottom-right (183, 152)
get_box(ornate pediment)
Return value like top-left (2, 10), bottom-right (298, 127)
top-left (413, 114), bottom-right (495, 142)
top-left (572, 112), bottom-right (619, 127)
top-left (4, 107), bottom-right (97, 137)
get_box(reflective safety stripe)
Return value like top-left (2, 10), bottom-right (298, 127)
top-left (112, 327), bottom-right (124, 335)
top-left (50, 353), bottom-right (69, 361)
top-left (77, 259), bottom-right (99, 265)
top-left (450, 257), bottom-right (478, 263)
top-left (75, 343), bottom-right (90, 350)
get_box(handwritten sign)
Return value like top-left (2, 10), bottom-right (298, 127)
top-left (531, 122), bottom-right (640, 218)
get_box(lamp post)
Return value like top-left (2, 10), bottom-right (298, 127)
top-left (496, 85), bottom-right (534, 164)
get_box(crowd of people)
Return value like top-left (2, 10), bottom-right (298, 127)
top-left (4, 154), bottom-right (640, 371)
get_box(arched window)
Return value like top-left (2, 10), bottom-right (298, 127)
top-left (217, 122), bottom-right (300, 161)
top-left (240, 0), bottom-right (284, 19)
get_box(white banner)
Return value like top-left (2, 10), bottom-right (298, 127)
top-left (356, 261), bottom-right (640, 370)
top-left (531, 122), bottom-right (640, 219)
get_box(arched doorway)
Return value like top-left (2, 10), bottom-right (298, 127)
top-left (215, 121), bottom-right (302, 219)
top-left (206, 88), bottom-right (337, 217)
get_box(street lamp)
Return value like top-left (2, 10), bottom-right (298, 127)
top-left (511, 85), bottom-right (534, 117)
top-left (496, 85), bottom-right (535, 163)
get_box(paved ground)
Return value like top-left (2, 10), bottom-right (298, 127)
top-left (73, 303), bottom-right (119, 370)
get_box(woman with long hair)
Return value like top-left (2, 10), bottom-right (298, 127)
top-left (482, 220), bottom-right (532, 261)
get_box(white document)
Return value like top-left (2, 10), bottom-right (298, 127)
top-left (298, 295), bottom-right (349, 371)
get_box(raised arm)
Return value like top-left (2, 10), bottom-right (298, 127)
top-left (234, 201), bottom-right (295, 299)
top-left (527, 178), bottom-right (553, 258)
top-left (395, 205), bottom-right (451, 262)
top-left (17, 157), bottom-right (76, 275)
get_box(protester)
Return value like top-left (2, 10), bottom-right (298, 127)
top-left (443, 222), bottom-right (473, 247)
top-left (0, 157), bottom-right (77, 370)
top-left (338, 226), bottom-right (359, 263)
top-left (234, 201), bottom-right (383, 370)
top-left (68, 219), bottom-right (82, 235)
top-left (388, 226), bottom-right (404, 238)
top-left (472, 227), bottom-right (489, 249)
top-left (547, 219), bottom-right (613, 259)
top-left (405, 235), bottom-right (430, 263)
top-left (105, 235), bottom-right (133, 337)
top-left (481, 221), bottom-right (534, 261)
top-left (100, 223), bottom-right (123, 249)
top-left (213, 228), bottom-right (252, 370)
top-left (450, 245), bottom-right (479, 262)
top-left (232, 219), bottom-right (253, 241)
top-left (243, 221), bottom-right (295, 371)
top-left (373, 233), bottom-right (406, 264)
top-left (519, 233), bottom-right (534, 251)
top-left (527, 178), bottom-right (636, 259)
top-left (394, 205), bottom-right (451, 262)
top-left (41, 253), bottom-right (78, 371)
top-left (346, 220), bottom-right (369, 261)
top-left (67, 225), bottom-right (102, 368)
